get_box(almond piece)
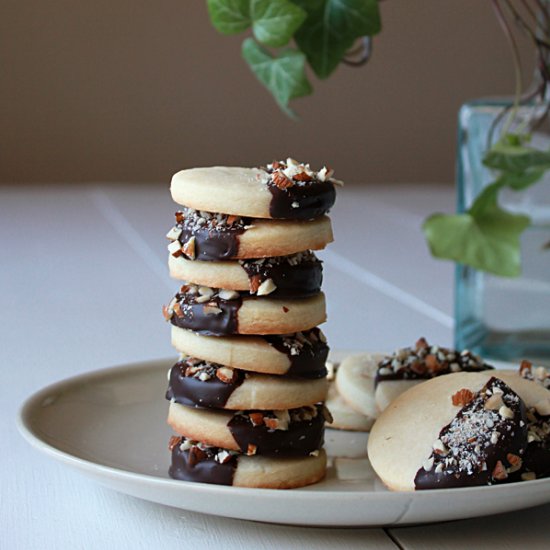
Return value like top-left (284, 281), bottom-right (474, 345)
top-left (249, 412), bottom-right (264, 426)
top-left (294, 171), bottom-right (313, 182)
top-left (162, 305), bottom-right (171, 321)
top-left (188, 446), bottom-right (207, 467)
top-left (257, 278), bottom-right (277, 296)
top-left (249, 275), bottom-right (261, 294)
top-left (426, 354), bottom-right (443, 373)
top-left (166, 226), bottom-right (182, 240)
top-left (492, 460), bottom-right (508, 481)
top-left (452, 388), bottom-right (474, 407)
top-left (415, 337), bottom-right (429, 350)
top-left (485, 393), bottom-right (504, 411)
top-left (507, 453), bottom-right (523, 473)
top-left (264, 418), bottom-right (280, 430)
top-left (175, 211), bottom-right (185, 223)
top-left (218, 289), bottom-right (240, 300)
top-left (519, 359), bottom-right (532, 376)
top-left (168, 240), bottom-right (183, 257)
top-left (272, 171), bottom-right (294, 189)
top-left (226, 215), bottom-right (239, 225)
top-left (182, 236), bottom-right (196, 260)
top-left (168, 436), bottom-right (181, 451)
top-left (216, 367), bottom-right (237, 384)
top-left (247, 443), bottom-right (257, 456)
top-left (173, 302), bottom-right (183, 317)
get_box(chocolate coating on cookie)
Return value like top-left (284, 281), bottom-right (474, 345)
top-left (228, 405), bottom-right (326, 457)
top-left (265, 160), bottom-right (336, 220)
top-left (414, 378), bottom-right (527, 489)
top-left (240, 251), bottom-right (323, 298)
top-left (169, 437), bottom-right (237, 485)
top-left (264, 329), bottom-right (329, 378)
top-left (375, 338), bottom-right (493, 387)
top-left (170, 208), bottom-right (248, 261)
top-left (168, 284), bottom-right (243, 336)
top-left (166, 358), bottom-right (244, 408)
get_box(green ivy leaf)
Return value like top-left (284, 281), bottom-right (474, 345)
top-left (483, 141), bottom-right (550, 174)
top-left (423, 182), bottom-right (531, 277)
top-left (207, 0), bottom-right (306, 48)
top-left (294, 0), bottom-right (381, 79)
top-left (207, 0), bottom-right (250, 35)
top-left (242, 37), bottom-right (312, 113)
top-left (251, 0), bottom-right (307, 47)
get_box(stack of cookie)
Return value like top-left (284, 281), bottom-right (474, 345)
top-left (162, 159), bottom-right (339, 488)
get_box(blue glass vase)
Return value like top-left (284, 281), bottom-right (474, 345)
top-left (455, 98), bottom-right (550, 366)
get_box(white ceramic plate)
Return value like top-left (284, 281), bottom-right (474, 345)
top-left (17, 357), bottom-right (550, 527)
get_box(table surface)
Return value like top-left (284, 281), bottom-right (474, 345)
top-left (2, 182), bottom-right (548, 549)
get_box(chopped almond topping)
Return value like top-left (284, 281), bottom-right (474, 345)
top-left (216, 367), bottom-right (237, 384)
top-left (415, 337), bottom-right (429, 350)
top-left (294, 171), bottom-right (313, 182)
top-left (173, 302), bottom-right (183, 317)
top-left (452, 388), bottom-right (474, 407)
top-left (188, 446), bottom-right (207, 467)
top-left (249, 275), bottom-right (261, 293)
top-left (182, 236), bottom-right (196, 260)
top-left (162, 305), bottom-right (171, 321)
top-left (264, 418), bottom-right (280, 430)
top-left (226, 215), bottom-right (239, 225)
top-left (247, 443), bottom-right (257, 456)
top-left (249, 412), bottom-right (265, 426)
top-left (507, 453), bottom-right (523, 473)
top-left (272, 171), bottom-right (294, 189)
top-left (519, 359), bottom-right (532, 376)
top-left (168, 436), bottom-right (180, 451)
top-left (492, 460), bottom-right (508, 481)
top-left (426, 354), bottom-right (443, 373)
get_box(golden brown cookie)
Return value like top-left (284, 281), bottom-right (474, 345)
top-left (171, 327), bottom-right (329, 377)
top-left (169, 436), bottom-right (327, 488)
top-left (167, 208), bottom-right (333, 261)
top-left (170, 159), bottom-right (338, 220)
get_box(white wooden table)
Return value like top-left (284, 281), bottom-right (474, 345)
top-left (2, 182), bottom-right (548, 549)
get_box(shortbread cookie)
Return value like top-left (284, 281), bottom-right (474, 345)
top-left (368, 372), bottom-right (550, 491)
top-left (166, 357), bottom-right (328, 410)
top-left (335, 353), bottom-right (385, 418)
top-left (169, 436), bottom-right (327, 488)
top-left (167, 208), bottom-right (333, 261)
top-left (171, 327), bottom-right (328, 377)
top-left (326, 383), bottom-right (375, 431)
top-left (374, 338), bottom-right (493, 412)
top-left (168, 403), bottom-right (327, 456)
top-left (170, 159), bottom-right (338, 220)
top-left (164, 284), bottom-right (326, 335)
top-left (169, 250), bottom-right (323, 298)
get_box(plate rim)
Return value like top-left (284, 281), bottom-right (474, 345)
top-left (16, 357), bottom-right (550, 525)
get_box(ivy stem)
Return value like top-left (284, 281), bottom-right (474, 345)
top-left (493, 0), bottom-right (524, 136)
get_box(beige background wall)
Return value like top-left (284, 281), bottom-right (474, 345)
top-left (1, 1), bottom-right (533, 184)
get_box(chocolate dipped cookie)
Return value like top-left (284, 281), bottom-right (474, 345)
top-left (166, 357), bottom-right (328, 410)
top-left (373, 338), bottom-right (493, 412)
top-left (167, 208), bottom-right (333, 261)
top-left (168, 436), bottom-right (327, 488)
top-left (167, 403), bottom-right (328, 457)
top-left (170, 159), bottom-right (339, 220)
top-left (169, 250), bottom-right (323, 298)
top-left (171, 327), bottom-right (329, 377)
top-left (368, 371), bottom-right (550, 491)
top-left (164, 284), bottom-right (326, 336)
